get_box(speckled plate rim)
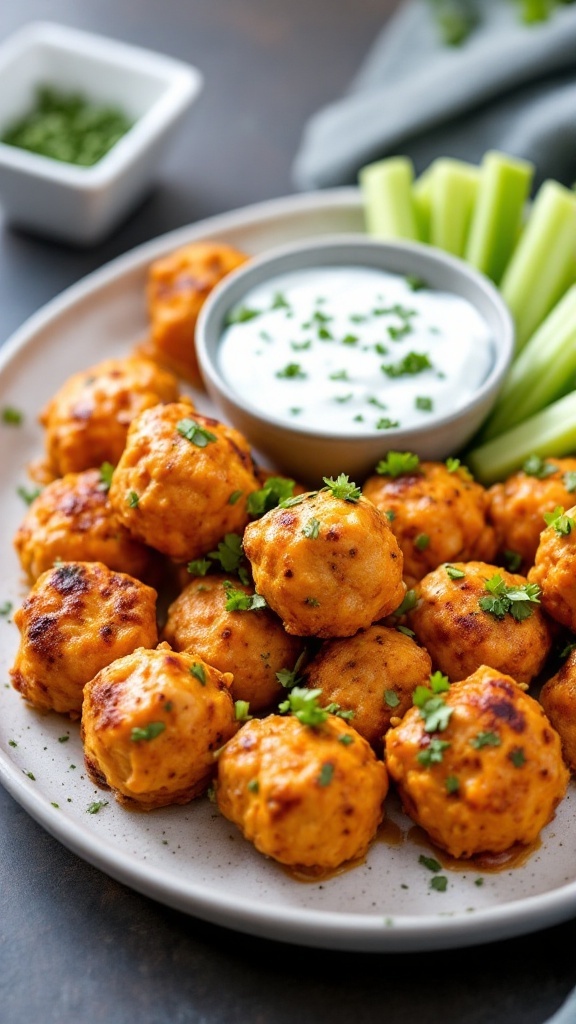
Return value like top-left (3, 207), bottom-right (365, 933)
top-left (1, 186), bottom-right (575, 953)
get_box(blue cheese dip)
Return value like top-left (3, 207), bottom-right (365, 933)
top-left (217, 265), bottom-right (494, 434)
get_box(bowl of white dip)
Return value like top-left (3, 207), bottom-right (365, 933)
top-left (195, 235), bottom-right (514, 486)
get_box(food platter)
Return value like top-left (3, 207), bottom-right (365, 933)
top-left (1, 186), bottom-right (575, 953)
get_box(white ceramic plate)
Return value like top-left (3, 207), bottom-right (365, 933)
top-left (1, 187), bottom-right (575, 953)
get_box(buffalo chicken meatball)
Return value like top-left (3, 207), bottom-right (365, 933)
top-left (302, 624), bottom-right (432, 753)
top-left (13, 468), bottom-right (160, 584)
top-left (82, 644), bottom-right (238, 809)
top-left (408, 561), bottom-right (553, 685)
top-left (162, 574), bottom-right (305, 712)
top-left (10, 561), bottom-right (158, 716)
top-left (242, 483), bottom-right (405, 638)
top-left (528, 504), bottom-right (576, 631)
top-left (108, 402), bottom-right (260, 562)
top-left (539, 649), bottom-right (576, 772)
top-left (362, 457), bottom-right (496, 585)
top-left (385, 665), bottom-right (569, 858)
top-left (40, 356), bottom-right (180, 477)
top-left (144, 240), bottom-right (249, 386)
top-left (216, 712), bottom-right (388, 869)
top-left (488, 457), bottom-right (576, 573)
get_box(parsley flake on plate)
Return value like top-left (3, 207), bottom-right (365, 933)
top-left (478, 573), bottom-right (541, 621)
top-left (177, 418), bottom-right (217, 447)
top-left (543, 505), bottom-right (575, 536)
top-left (223, 581), bottom-right (267, 612)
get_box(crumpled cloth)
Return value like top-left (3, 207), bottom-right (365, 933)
top-left (292, 0), bottom-right (576, 192)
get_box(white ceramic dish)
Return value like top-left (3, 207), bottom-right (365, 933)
top-left (0, 22), bottom-right (203, 244)
top-left (196, 234), bottom-right (514, 484)
top-left (1, 187), bottom-right (575, 953)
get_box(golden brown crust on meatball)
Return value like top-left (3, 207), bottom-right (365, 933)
top-left (40, 356), bottom-right (180, 477)
top-left (162, 573), bottom-right (305, 712)
top-left (408, 561), bottom-right (553, 685)
top-left (143, 240), bottom-right (249, 387)
top-left (540, 651), bottom-right (576, 772)
top-left (488, 458), bottom-right (576, 573)
top-left (303, 625), bottom-right (432, 754)
top-left (362, 461), bottom-right (497, 583)
top-left (385, 665), bottom-right (569, 858)
top-left (528, 505), bottom-right (576, 631)
top-left (216, 713), bottom-right (388, 868)
top-left (81, 644), bottom-right (238, 809)
top-left (13, 468), bottom-right (161, 584)
top-left (242, 488), bottom-right (405, 638)
top-left (108, 402), bottom-right (260, 562)
top-left (10, 562), bottom-right (158, 716)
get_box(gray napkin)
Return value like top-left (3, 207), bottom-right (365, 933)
top-left (292, 0), bottom-right (576, 193)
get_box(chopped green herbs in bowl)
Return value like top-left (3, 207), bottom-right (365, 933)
top-left (1, 86), bottom-right (133, 167)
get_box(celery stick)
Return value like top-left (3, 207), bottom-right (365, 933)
top-left (413, 166), bottom-right (436, 243)
top-left (429, 157), bottom-right (480, 257)
top-left (359, 156), bottom-right (420, 241)
top-left (465, 150), bottom-right (533, 284)
top-left (479, 284), bottom-right (576, 440)
top-left (466, 390), bottom-right (576, 485)
top-left (500, 179), bottom-right (576, 351)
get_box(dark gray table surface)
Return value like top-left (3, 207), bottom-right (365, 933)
top-left (1, 3), bottom-right (576, 1023)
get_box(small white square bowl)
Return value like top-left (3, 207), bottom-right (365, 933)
top-left (0, 22), bottom-right (203, 245)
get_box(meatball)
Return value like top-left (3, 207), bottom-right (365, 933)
top-left (408, 561), bottom-right (553, 685)
top-left (488, 457), bottom-right (576, 572)
top-left (363, 458), bottom-right (496, 585)
top-left (540, 649), bottom-right (576, 772)
top-left (10, 561), bottom-right (158, 716)
top-left (242, 484), bottom-right (405, 638)
top-left (40, 356), bottom-right (180, 477)
top-left (528, 504), bottom-right (576, 631)
top-left (108, 402), bottom-right (260, 562)
top-left (302, 624), bottom-right (432, 753)
top-left (144, 240), bottom-right (249, 386)
top-left (13, 468), bottom-right (161, 584)
top-left (162, 573), bottom-right (305, 712)
top-left (216, 712), bottom-right (388, 869)
top-left (385, 665), bottom-right (569, 858)
top-left (82, 644), bottom-right (238, 809)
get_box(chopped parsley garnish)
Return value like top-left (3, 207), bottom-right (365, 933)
top-left (414, 533), bottom-right (430, 551)
top-left (478, 573), bottom-right (541, 621)
top-left (322, 474), bottom-right (361, 502)
top-left (381, 352), bottom-right (432, 378)
top-left (291, 339), bottom-right (312, 351)
top-left (445, 457), bottom-right (472, 477)
top-left (208, 533), bottom-right (247, 579)
top-left (177, 418), bottom-right (217, 447)
top-left (278, 687), bottom-right (329, 727)
top-left (223, 580), bottom-right (267, 612)
top-left (302, 517), bottom-right (320, 539)
top-left (415, 396), bottom-right (433, 411)
top-left (393, 589), bottom-right (418, 616)
top-left (503, 549), bottom-right (523, 573)
top-left (186, 557), bottom-right (211, 577)
top-left (430, 875), bottom-right (448, 892)
top-left (58, 735), bottom-right (70, 743)
top-left (338, 734), bottom-right (355, 745)
top-left (384, 689), bottom-right (400, 708)
top-left (0, 601), bottom-right (13, 617)
top-left (445, 775), bottom-right (459, 794)
top-left (413, 672), bottom-right (452, 733)
top-left (87, 800), bottom-right (108, 814)
top-left (318, 763), bottom-right (335, 787)
top-left (329, 369), bottom-right (349, 381)
top-left (234, 700), bottom-right (252, 722)
top-left (560, 640), bottom-right (576, 660)
top-left (375, 451), bottom-right (420, 477)
top-left (98, 461), bottom-right (114, 492)
top-left (387, 323), bottom-right (413, 342)
top-left (385, 509), bottom-right (396, 522)
top-left (17, 485), bottom-right (41, 505)
top-left (130, 722), bottom-right (166, 742)
top-left (563, 471), bottom-right (576, 493)
top-left (376, 417), bottom-right (400, 430)
top-left (445, 564), bottom-right (465, 580)
top-left (276, 362), bottom-right (306, 379)
top-left (1, 406), bottom-right (23, 425)
top-left (127, 490), bottom-right (139, 508)
top-left (419, 854), bottom-right (442, 873)
top-left (523, 454), bottom-right (557, 479)
top-left (317, 327), bottom-right (333, 340)
top-left (247, 476), bottom-right (296, 517)
top-left (509, 747), bottom-right (526, 768)
top-left (417, 738), bottom-right (451, 765)
top-left (470, 731), bottom-right (501, 749)
top-left (342, 333), bottom-right (359, 346)
top-left (324, 702), bottom-right (355, 722)
top-left (543, 505), bottom-right (575, 536)
top-left (225, 305), bottom-right (261, 325)
top-left (396, 624), bottom-right (415, 637)
top-left (334, 393), bottom-right (353, 404)
top-left (305, 596), bottom-right (320, 607)
top-left (228, 489), bottom-right (243, 505)
top-left (190, 662), bottom-right (207, 685)
top-left (406, 275), bottom-right (427, 291)
top-left (247, 778), bottom-right (259, 793)
top-left (272, 292), bottom-right (290, 310)
top-left (367, 395), bottom-right (388, 409)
